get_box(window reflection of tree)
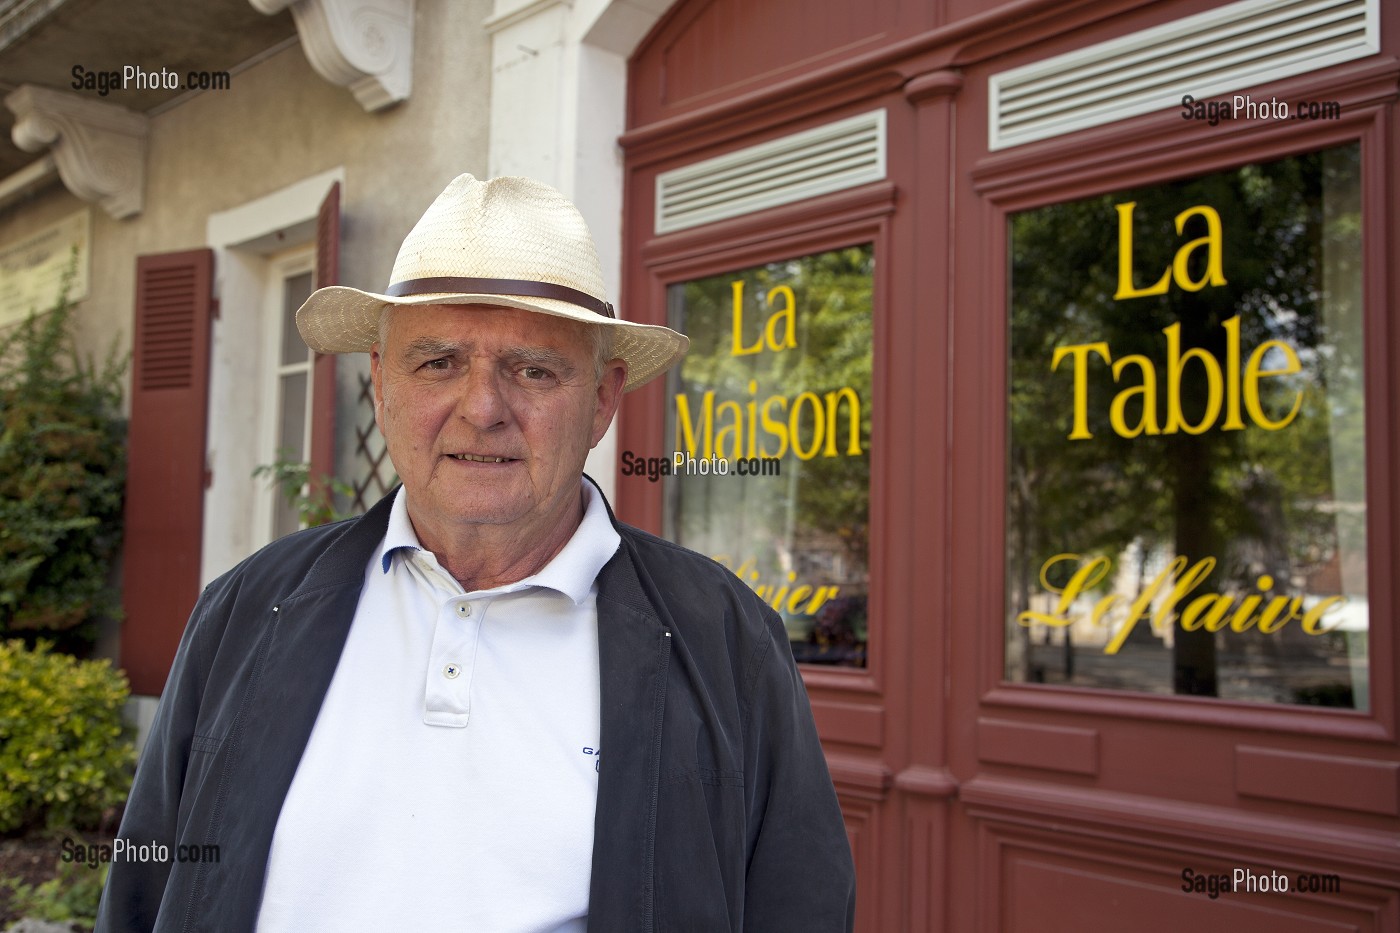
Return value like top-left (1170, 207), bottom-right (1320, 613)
top-left (1007, 144), bottom-right (1364, 707)
top-left (666, 246), bottom-right (874, 668)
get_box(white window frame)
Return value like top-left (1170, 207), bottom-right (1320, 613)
top-left (253, 247), bottom-right (317, 548)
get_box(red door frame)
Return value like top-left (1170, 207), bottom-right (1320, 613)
top-left (618, 0), bottom-right (1400, 929)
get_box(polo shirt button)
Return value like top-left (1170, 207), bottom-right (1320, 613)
top-left (456, 603), bottom-right (472, 617)
top-left (443, 663), bottom-right (461, 679)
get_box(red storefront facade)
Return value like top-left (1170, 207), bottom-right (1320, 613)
top-left (614, 0), bottom-right (1400, 929)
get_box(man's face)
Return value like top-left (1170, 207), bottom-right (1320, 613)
top-left (371, 303), bottom-right (624, 546)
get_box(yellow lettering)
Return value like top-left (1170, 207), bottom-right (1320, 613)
top-left (1090, 594), bottom-right (1126, 629)
top-left (1181, 594), bottom-right (1232, 632)
top-left (1017, 554), bottom-right (1113, 628)
top-left (1228, 575), bottom-right (1275, 634)
top-left (823, 386), bottom-right (862, 456)
top-left (1221, 315), bottom-right (1245, 430)
top-left (761, 395), bottom-right (788, 458)
top-left (730, 280), bottom-right (763, 356)
top-left (745, 381), bottom-right (759, 459)
top-left (1163, 321), bottom-right (1223, 434)
top-left (1109, 354), bottom-right (1160, 438)
top-left (790, 392), bottom-right (825, 460)
top-left (714, 400), bottom-right (743, 461)
top-left (1257, 595), bottom-right (1302, 634)
top-left (673, 391), bottom-right (713, 458)
top-left (1229, 593), bottom-right (1265, 632)
top-left (1022, 552), bottom-right (1351, 648)
top-left (765, 285), bottom-right (797, 351)
top-left (786, 586), bottom-right (813, 615)
top-left (769, 571), bottom-right (796, 611)
top-left (1243, 339), bottom-right (1304, 430)
top-left (1171, 205), bottom-right (1227, 291)
top-left (1103, 559), bottom-right (1181, 654)
top-left (1302, 596), bottom-right (1347, 635)
top-left (1051, 342), bottom-right (1112, 440)
top-left (806, 586), bottom-right (839, 615)
top-left (1152, 556), bottom-right (1214, 631)
top-left (1115, 201), bottom-right (1172, 300)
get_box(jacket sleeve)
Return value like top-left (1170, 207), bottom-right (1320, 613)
top-left (741, 609), bottom-right (856, 931)
top-left (95, 584), bottom-right (219, 933)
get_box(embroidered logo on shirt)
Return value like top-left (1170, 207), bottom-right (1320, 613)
top-left (582, 746), bottom-right (600, 773)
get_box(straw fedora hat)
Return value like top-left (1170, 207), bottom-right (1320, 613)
top-left (296, 173), bottom-right (687, 391)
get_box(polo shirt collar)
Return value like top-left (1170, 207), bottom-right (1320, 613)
top-left (377, 480), bottom-right (621, 605)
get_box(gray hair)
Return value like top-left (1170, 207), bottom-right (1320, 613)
top-left (377, 304), bottom-right (614, 381)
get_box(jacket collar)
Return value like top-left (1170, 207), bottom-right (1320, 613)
top-left (287, 486), bottom-right (398, 597)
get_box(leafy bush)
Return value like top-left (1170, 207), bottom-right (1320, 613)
top-left (0, 275), bottom-right (126, 644)
top-left (254, 455), bottom-right (356, 528)
top-left (0, 640), bottom-right (135, 834)
top-left (1, 858), bottom-right (107, 931)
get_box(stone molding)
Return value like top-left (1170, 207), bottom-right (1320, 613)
top-left (250, 0), bottom-right (414, 111)
top-left (5, 84), bottom-right (149, 219)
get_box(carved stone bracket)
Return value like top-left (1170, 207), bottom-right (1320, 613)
top-left (5, 84), bottom-right (149, 219)
top-left (251, 0), bottom-right (414, 111)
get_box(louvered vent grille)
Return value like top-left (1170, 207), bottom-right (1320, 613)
top-left (989, 0), bottom-right (1378, 150)
top-left (138, 266), bottom-right (198, 390)
top-left (656, 110), bottom-right (886, 234)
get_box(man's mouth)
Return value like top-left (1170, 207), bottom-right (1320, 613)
top-left (449, 453), bottom-right (515, 462)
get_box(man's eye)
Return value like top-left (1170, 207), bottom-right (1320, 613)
top-left (421, 358), bottom-right (451, 371)
top-left (520, 366), bottom-right (551, 380)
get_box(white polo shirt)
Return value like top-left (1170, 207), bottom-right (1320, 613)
top-left (256, 481), bottom-right (620, 932)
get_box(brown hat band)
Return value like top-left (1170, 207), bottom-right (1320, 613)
top-left (384, 276), bottom-right (615, 319)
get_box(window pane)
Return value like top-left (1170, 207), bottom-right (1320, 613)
top-left (664, 245), bottom-right (873, 667)
top-left (274, 370), bottom-right (309, 539)
top-left (281, 271), bottom-right (314, 366)
top-left (1006, 143), bottom-right (1367, 709)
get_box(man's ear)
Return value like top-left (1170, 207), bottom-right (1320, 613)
top-left (590, 359), bottom-right (627, 448)
top-left (370, 344), bottom-right (386, 434)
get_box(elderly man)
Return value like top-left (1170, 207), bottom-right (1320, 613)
top-left (98, 175), bottom-right (855, 932)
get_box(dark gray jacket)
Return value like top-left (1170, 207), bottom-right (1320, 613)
top-left (97, 486), bottom-right (855, 931)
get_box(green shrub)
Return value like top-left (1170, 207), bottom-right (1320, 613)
top-left (0, 271), bottom-right (126, 644)
top-left (253, 455), bottom-right (356, 528)
top-left (1, 857), bottom-right (108, 931)
top-left (0, 640), bottom-right (135, 834)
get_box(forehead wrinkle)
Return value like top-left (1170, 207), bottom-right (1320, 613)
top-left (503, 345), bottom-right (575, 370)
top-left (401, 335), bottom-right (466, 358)
top-left (396, 334), bottom-right (579, 378)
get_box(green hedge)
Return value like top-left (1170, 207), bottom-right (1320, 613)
top-left (0, 279), bottom-right (126, 643)
top-left (0, 640), bottom-right (135, 834)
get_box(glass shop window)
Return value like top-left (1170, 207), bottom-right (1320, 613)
top-left (660, 245), bottom-right (874, 667)
top-left (267, 261), bottom-right (316, 541)
top-left (1006, 143), bottom-right (1367, 709)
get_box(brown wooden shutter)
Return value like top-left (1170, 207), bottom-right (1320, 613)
top-left (122, 248), bottom-right (215, 696)
top-left (310, 182), bottom-right (339, 484)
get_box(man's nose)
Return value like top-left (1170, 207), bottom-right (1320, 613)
top-left (454, 364), bottom-right (509, 428)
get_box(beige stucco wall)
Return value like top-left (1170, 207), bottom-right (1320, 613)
top-left (3, 0), bottom-right (492, 400)
top-left (1, 0), bottom-right (493, 593)
top-left (0, 184), bottom-right (108, 355)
